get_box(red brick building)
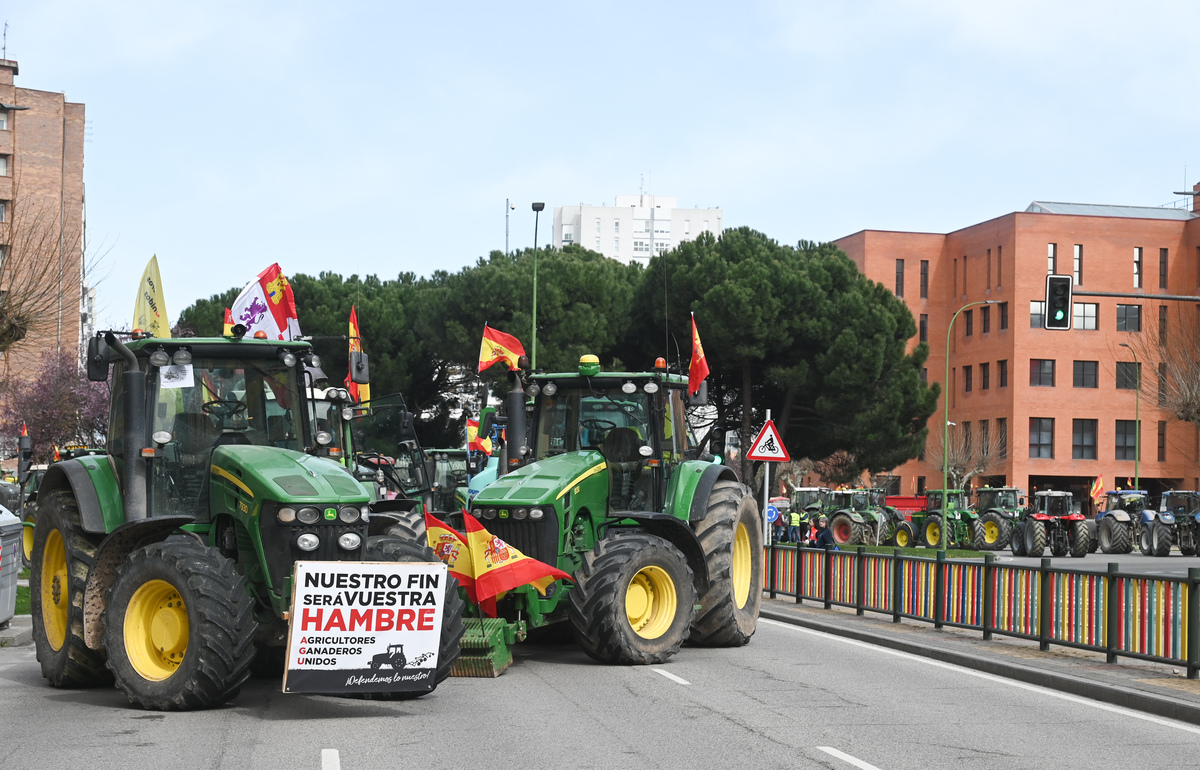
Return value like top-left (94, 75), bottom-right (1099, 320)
top-left (835, 189), bottom-right (1200, 506)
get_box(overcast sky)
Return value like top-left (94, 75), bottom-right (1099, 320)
top-left (7, 1), bottom-right (1200, 330)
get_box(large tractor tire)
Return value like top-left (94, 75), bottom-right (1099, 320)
top-left (30, 491), bottom-right (111, 687)
top-left (20, 504), bottom-right (37, 569)
top-left (1099, 518), bottom-right (1132, 554)
top-left (922, 515), bottom-right (943, 548)
top-left (1139, 523), bottom-right (1153, 556)
top-left (1150, 521), bottom-right (1173, 557)
top-left (383, 509), bottom-right (427, 542)
top-left (1024, 520), bottom-right (1047, 557)
top-left (978, 512), bottom-right (1010, 550)
top-left (1069, 520), bottom-right (1090, 557)
top-left (690, 482), bottom-right (762, 647)
top-left (828, 513), bottom-right (862, 546)
top-left (1010, 522), bottom-right (1026, 556)
top-left (353, 535), bottom-right (465, 698)
top-left (1086, 520), bottom-right (1099, 553)
top-left (887, 521), bottom-right (916, 548)
top-left (568, 531), bottom-right (697, 665)
top-left (103, 539), bottom-right (257, 710)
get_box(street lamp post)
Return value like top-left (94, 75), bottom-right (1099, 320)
top-left (505, 198), bottom-right (515, 256)
top-left (531, 202), bottom-right (545, 370)
top-left (1119, 342), bottom-right (1140, 490)
top-left (942, 299), bottom-right (994, 550)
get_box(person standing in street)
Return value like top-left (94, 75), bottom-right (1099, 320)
top-left (788, 508), bottom-right (801, 543)
top-left (813, 515), bottom-right (837, 549)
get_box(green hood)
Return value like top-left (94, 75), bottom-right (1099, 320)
top-left (473, 451), bottom-right (606, 507)
top-left (211, 445), bottom-right (370, 504)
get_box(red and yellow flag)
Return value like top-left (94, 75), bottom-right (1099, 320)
top-left (478, 325), bottom-right (526, 373)
top-left (222, 308), bottom-right (233, 336)
top-left (425, 513), bottom-right (477, 603)
top-left (688, 313), bottom-right (710, 396)
top-left (462, 511), bottom-right (572, 616)
top-left (1089, 475), bottom-right (1104, 501)
top-left (467, 418), bottom-right (492, 455)
top-left (20, 423), bottom-right (27, 437)
top-left (346, 305), bottom-right (371, 404)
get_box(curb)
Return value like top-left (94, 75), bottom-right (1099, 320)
top-left (0, 615), bottom-right (32, 647)
top-left (761, 606), bottom-right (1200, 727)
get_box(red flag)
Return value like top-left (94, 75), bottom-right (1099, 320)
top-left (425, 513), bottom-right (477, 604)
top-left (20, 423), bottom-right (27, 437)
top-left (462, 511), bottom-right (572, 616)
top-left (222, 308), bottom-right (233, 336)
top-left (345, 305), bottom-right (371, 403)
top-left (688, 313), bottom-right (710, 396)
top-left (478, 325), bottom-right (526, 373)
top-left (467, 418), bottom-right (492, 454)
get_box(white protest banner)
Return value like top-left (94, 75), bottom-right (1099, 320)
top-left (283, 560), bottom-right (446, 695)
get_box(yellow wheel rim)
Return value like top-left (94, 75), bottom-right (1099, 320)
top-left (124, 579), bottom-right (189, 681)
top-left (984, 521), bottom-right (1000, 544)
top-left (22, 519), bottom-right (35, 562)
top-left (625, 565), bottom-right (678, 640)
top-left (926, 522), bottom-right (941, 545)
top-left (40, 528), bottom-right (68, 651)
top-left (896, 529), bottom-right (910, 548)
top-left (732, 522), bottom-right (752, 610)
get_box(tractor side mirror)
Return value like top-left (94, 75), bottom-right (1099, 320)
top-left (1019, 497), bottom-right (1026, 506)
top-left (478, 408), bottom-right (495, 438)
top-left (86, 336), bottom-right (110, 382)
top-left (396, 410), bottom-right (417, 443)
top-left (349, 351), bottom-right (370, 384)
top-left (688, 380), bottom-right (708, 406)
top-left (17, 432), bottom-right (32, 485)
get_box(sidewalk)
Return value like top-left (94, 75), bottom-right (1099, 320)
top-left (761, 596), bottom-right (1200, 726)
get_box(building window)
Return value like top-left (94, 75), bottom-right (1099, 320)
top-left (981, 306), bottom-right (991, 333)
top-left (1158, 362), bottom-right (1168, 406)
top-left (1073, 419), bottom-right (1097, 460)
top-left (1160, 248), bottom-right (1169, 289)
top-left (1160, 306), bottom-right (1168, 346)
top-left (953, 259), bottom-right (958, 297)
top-left (987, 249), bottom-right (992, 289)
top-left (999, 302), bottom-right (1009, 330)
top-left (920, 368), bottom-right (927, 383)
top-left (1030, 301), bottom-right (1045, 328)
top-left (633, 240), bottom-right (649, 254)
top-left (1030, 418), bottom-right (1054, 458)
top-left (1115, 420), bottom-right (1139, 461)
top-left (1048, 243), bottom-right (1057, 274)
top-left (964, 365), bottom-right (973, 393)
top-left (981, 362), bottom-right (990, 390)
top-left (917, 476), bottom-right (927, 495)
top-left (703, 219), bottom-right (709, 232)
top-left (963, 255), bottom-right (968, 293)
top-left (999, 359), bottom-right (1008, 388)
top-left (895, 259), bottom-right (905, 297)
top-left (997, 245), bottom-right (1002, 287)
top-left (614, 220), bottom-right (620, 234)
top-left (562, 225), bottom-right (574, 246)
top-left (920, 260), bottom-right (929, 298)
top-left (1116, 304), bottom-right (1141, 332)
top-left (1074, 244), bottom-right (1083, 285)
top-left (964, 309), bottom-right (973, 336)
top-left (919, 314), bottom-right (928, 343)
top-left (1030, 359), bottom-right (1055, 387)
top-left (684, 220), bottom-right (690, 235)
top-left (998, 417), bottom-right (1008, 458)
top-left (981, 419), bottom-right (990, 451)
top-left (963, 421), bottom-right (972, 451)
top-left (1134, 247), bottom-right (1143, 288)
top-left (1116, 361), bottom-right (1140, 390)
top-left (0, 155), bottom-right (6, 176)
top-left (1069, 360), bottom-right (1097, 388)
top-left (0, 201), bottom-right (6, 223)
top-left (1159, 421), bottom-right (1168, 462)
top-left (595, 218), bottom-right (601, 233)
top-left (613, 237), bottom-right (619, 252)
top-left (0, 110), bottom-right (7, 130)
top-left (1073, 302), bottom-right (1098, 330)
top-left (595, 237), bottom-right (601, 249)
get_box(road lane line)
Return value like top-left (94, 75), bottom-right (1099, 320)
top-left (321, 749), bottom-right (340, 770)
top-left (652, 668), bottom-right (690, 685)
top-left (762, 618), bottom-right (1200, 736)
top-left (816, 746), bottom-right (883, 770)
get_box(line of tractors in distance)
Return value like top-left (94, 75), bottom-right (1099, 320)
top-left (774, 485), bottom-right (1200, 558)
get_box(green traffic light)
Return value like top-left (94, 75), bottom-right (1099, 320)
top-left (1054, 310), bottom-right (1066, 321)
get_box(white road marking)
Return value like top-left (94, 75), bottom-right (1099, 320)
top-left (652, 668), bottom-right (690, 685)
top-left (321, 748), bottom-right (340, 770)
top-left (816, 746), bottom-right (883, 770)
top-left (762, 618), bottom-right (1200, 736)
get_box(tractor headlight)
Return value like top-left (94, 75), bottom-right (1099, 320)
top-left (315, 431), bottom-right (333, 446)
top-left (172, 348), bottom-right (193, 365)
top-left (279, 349), bottom-right (297, 368)
top-left (297, 506), bottom-right (321, 524)
top-left (643, 382), bottom-right (659, 394)
top-left (341, 407), bottom-right (355, 421)
top-left (621, 381), bottom-right (637, 394)
top-left (149, 347), bottom-right (171, 367)
top-left (529, 507), bottom-right (545, 520)
top-left (296, 533), bottom-right (320, 551)
top-left (338, 505), bottom-right (361, 523)
top-left (277, 506), bottom-right (297, 523)
top-left (338, 532), bottom-right (362, 550)
top-left (360, 505), bottom-right (370, 521)
top-left (514, 507), bottom-right (528, 520)
top-left (542, 381), bottom-right (557, 396)
top-left (481, 507), bottom-right (497, 520)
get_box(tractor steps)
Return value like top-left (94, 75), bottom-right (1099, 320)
top-left (450, 617), bottom-right (524, 678)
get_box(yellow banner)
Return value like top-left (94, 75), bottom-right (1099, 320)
top-left (133, 255), bottom-right (170, 337)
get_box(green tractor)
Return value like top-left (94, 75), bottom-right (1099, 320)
top-left (464, 355), bottom-right (762, 665)
top-left (971, 487), bottom-right (1026, 551)
top-left (913, 489), bottom-right (973, 548)
top-left (29, 331), bottom-right (463, 710)
top-left (825, 488), bottom-right (914, 547)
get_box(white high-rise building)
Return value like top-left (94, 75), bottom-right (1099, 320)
top-left (553, 195), bottom-right (722, 263)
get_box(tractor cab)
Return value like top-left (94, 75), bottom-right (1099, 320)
top-left (1033, 490), bottom-right (1077, 517)
top-left (1101, 490), bottom-right (1150, 517)
top-left (791, 487), bottom-right (829, 513)
top-left (343, 391), bottom-right (433, 503)
top-left (925, 489), bottom-right (968, 516)
top-left (975, 487), bottom-right (1025, 513)
top-left (1160, 491), bottom-right (1200, 517)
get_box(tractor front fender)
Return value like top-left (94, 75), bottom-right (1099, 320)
top-left (614, 511), bottom-right (708, 589)
top-left (81, 515), bottom-right (198, 650)
top-left (38, 457), bottom-right (123, 535)
top-left (684, 463), bottom-right (741, 522)
top-left (1107, 510), bottom-right (1131, 523)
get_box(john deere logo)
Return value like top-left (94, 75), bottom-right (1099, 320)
top-left (500, 509), bottom-right (510, 519)
top-left (238, 500), bottom-right (249, 514)
top-left (324, 508), bottom-right (337, 520)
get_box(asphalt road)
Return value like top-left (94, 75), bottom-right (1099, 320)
top-left (4, 618), bottom-right (1200, 769)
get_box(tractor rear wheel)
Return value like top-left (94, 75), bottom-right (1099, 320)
top-left (1099, 518), bottom-right (1132, 554)
top-left (1139, 524), bottom-right (1153, 556)
top-left (829, 514), bottom-right (861, 546)
top-left (1070, 520), bottom-right (1090, 557)
top-left (383, 509), bottom-right (427, 542)
top-left (1010, 522), bottom-right (1026, 556)
top-left (1151, 522), bottom-right (1173, 557)
top-left (1024, 520), bottom-right (1047, 557)
top-left (977, 512), bottom-right (1009, 550)
top-left (30, 491), bottom-right (111, 687)
top-left (20, 504), bottom-right (37, 569)
top-left (923, 515), bottom-right (943, 548)
top-left (353, 535), bottom-right (465, 699)
top-left (104, 540), bottom-right (256, 710)
top-left (690, 481), bottom-right (762, 647)
top-left (888, 521), bottom-right (916, 548)
top-left (568, 531), bottom-right (697, 665)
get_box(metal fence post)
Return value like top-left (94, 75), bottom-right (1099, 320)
top-left (856, 546), bottom-right (866, 616)
top-left (1106, 562), bottom-right (1119, 664)
top-left (983, 553), bottom-right (995, 641)
top-left (823, 544), bottom-right (833, 610)
top-left (1188, 567), bottom-right (1199, 680)
top-left (768, 543), bottom-right (777, 600)
top-left (1039, 557), bottom-right (1051, 652)
top-left (794, 545), bottom-right (803, 605)
top-left (893, 548), bottom-right (903, 623)
top-left (934, 550), bottom-right (946, 629)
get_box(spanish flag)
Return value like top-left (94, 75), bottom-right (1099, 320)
top-left (346, 305), bottom-right (371, 404)
top-left (467, 418), bottom-right (492, 455)
top-left (222, 308), bottom-right (233, 336)
top-left (425, 513), bottom-right (477, 603)
top-left (478, 325), bottom-right (525, 373)
top-left (462, 511), bottom-right (572, 617)
top-left (688, 313), bottom-right (709, 397)
top-left (1089, 475), bottom-right (1104, 501)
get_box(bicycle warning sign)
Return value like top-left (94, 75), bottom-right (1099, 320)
top-left (746, 420), bottom-right (790, 462)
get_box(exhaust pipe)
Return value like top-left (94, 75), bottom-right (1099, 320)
top-left (503, 367), bottom-right (528, 474)
top-left (106, 332), bottom-right (148, 523)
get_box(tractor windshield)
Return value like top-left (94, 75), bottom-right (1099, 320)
top-left (1163, 492), bottom-right (1200, 514)
top-left (793, 489), bottom-right (827, 508)
top-left (348, 393), bottom-right (429, 497)
top-left (1042, 495), bottom-right (1072, 516)
top-left (534, 387), bottom-right (653, 458)
top-left (978, 489), bottom-right (1019, 509)
top-left (927, 491), bottom-right (965, 510)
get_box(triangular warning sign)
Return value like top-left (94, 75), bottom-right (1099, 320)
top-left (746, 419), bottom-right (790, 462)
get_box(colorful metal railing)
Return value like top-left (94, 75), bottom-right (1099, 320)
top-left (763, 543), bottom-right (1200, 678)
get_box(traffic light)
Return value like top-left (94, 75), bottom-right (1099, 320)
top-left (1044, 274), bottom-right (1073, 330)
